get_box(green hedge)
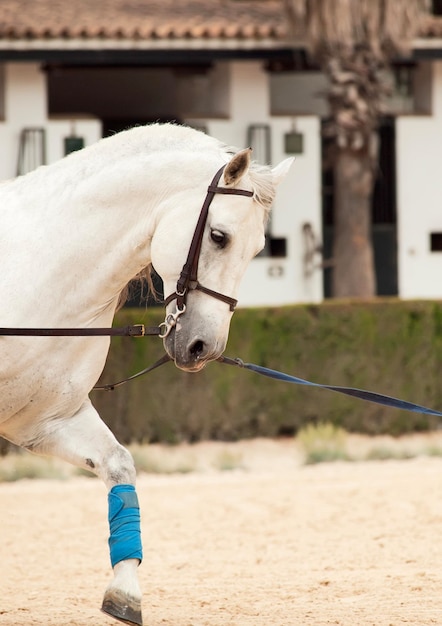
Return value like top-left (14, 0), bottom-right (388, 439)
top-left (90, 300), bottom-right (442, 443)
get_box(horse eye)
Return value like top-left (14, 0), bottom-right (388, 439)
top-left (210, 229), bottom-right (228, 248)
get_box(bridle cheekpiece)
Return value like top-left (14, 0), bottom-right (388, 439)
top-left (159, 164), bottom-right (254, 338)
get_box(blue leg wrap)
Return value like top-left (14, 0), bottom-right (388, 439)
top-left (108, 484), bottom-right (143, 568)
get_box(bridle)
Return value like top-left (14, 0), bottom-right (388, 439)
top-left (0, 163), bottom-right (253, 341)
top-left (159, 163), bottom-right (253, 338)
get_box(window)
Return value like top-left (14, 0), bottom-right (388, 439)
top-left (432, 0), bottom-right (442, 16)
top-left (430, 232), bottom-right (442, 252)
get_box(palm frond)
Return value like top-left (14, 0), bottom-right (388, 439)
top-left (284, 0), bottom-right (430, 59)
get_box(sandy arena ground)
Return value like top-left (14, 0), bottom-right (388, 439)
top-left (2, 438), bottom-right (442, 626)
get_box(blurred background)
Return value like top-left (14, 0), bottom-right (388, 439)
top-left (1, 0), bottom-right (442, 450)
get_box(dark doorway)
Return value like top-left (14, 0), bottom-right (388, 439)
top-left (322, 118), bottom-right (398, 297)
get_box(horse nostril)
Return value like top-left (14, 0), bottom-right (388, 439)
top-left (189, 339), bottom-right (205, 359)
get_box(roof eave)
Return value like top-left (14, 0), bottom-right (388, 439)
top-left (0, 37), bottom-right (299, 64)
top-left (2, 36), bottom-right (441, 63)
top-left (0, 37), bottom-right (291, 52)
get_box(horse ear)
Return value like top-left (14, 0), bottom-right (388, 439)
top-left (272, 157), bottom-right (295, 185)
top-left (223, 148), bottom-right (252, 186)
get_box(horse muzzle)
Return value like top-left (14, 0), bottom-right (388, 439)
top-left (163, 326), bottom-right (223, 372)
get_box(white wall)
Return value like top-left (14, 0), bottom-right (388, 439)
top-left (193, 61), bottom-right (323, 307)
top-left (396, 61), bottom-right (442, 299)
top-left (0, 63), bottom-right (101, 181)
top-left (6, 57), bottom-right (442, 304)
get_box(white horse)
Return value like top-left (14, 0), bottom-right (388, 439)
top-left (0, 123), bottom-right (292, 625)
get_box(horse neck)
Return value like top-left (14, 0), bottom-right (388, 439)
top-left (58, 168), bottom-right (166, 319)
top-left (3, 160), bottom-right (158, 326)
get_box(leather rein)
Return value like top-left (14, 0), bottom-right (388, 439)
top-left (0, 163), bottom-right (253, 342)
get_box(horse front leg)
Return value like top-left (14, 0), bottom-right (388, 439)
top-left (102, 485), bottom-right (143, 626)
top-left (30, 399), bottom-right (143, 625)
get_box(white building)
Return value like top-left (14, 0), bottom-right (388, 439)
top-left (0, 1), bottom-right (442, 304)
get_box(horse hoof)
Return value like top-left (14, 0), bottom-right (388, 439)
top-left (101, 588), bottom-right (143, 626)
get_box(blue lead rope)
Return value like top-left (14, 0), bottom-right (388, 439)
top-left (98, 352), bottom-right (442, 418)
top-left (218, 356), bottom-right (442, 418)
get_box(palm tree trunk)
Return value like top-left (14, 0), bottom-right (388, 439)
top-left (332, 146), bottom-right (376, 298)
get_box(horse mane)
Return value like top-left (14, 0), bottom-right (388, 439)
top-left (248, 162), bottom-right (275, 224)
top-left (117, 264), bottom-right (156, 310)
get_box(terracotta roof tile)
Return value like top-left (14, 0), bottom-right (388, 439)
top-left (0, 0), bottom-right (288, 43)
top-left (0, 1), bottom-right (439, 47)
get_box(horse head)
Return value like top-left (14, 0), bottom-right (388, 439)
top-left (151, 148), bottom-right (293, 372)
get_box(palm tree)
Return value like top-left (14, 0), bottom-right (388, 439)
top-left (283, 0), bottom-right (430, 297)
